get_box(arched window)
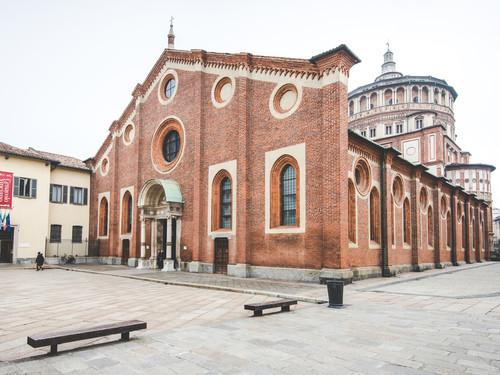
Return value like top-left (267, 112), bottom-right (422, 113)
top-left (412, 86), bottom-right (419, 102)
top-left (428, 206), bottom-right (433, 246)
top-left (391, 197), bottom-right (395, 244)
top-left (403, 198), bottom-right (411, 244)
top-left (422, 87), bottom-right (429, 102)
top-left (211, 170), bottom-right (232, 231)
top-left (271, 155), bottom-right (300, 228)
top-left (447, 212), bottom-right (452, 248)
top-left (281, 165), bottom-right (296, 226)
top-left (121, 192), bottom-right (133, 234)
top-left (370, 188), bottom-right (380, 243)
top-left (370, 92), bottom-right (378, 108)
top-left (220, 177), bottom-right (231, 229)
top-left (360, 96), bottom-right (367, 111)
top-left (99, 197), bottom-right (108, 237)
top-left (462, 215), bottom-right (466, 249)
top-left (384, 89), bottom-right (392, 106)
top-left (396, 87), bottom-right (405, 103)
top-left (348, 180), bottom-right (356, 243)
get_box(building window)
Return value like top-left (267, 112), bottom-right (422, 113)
top-left (121, 192), bottom-right (133, 234)
top-left (403, 198), bottom-right (411, 244)
top-left (416, 118), bottom-right (423, 129)
top-left (99, 197), bottom-right (109, 237)
top-left (72, 226), bottom-right (83, 243)
top-left (370, 128), bottom-right (376, 138)
top-left (281, 165), bottom-right (297, 226)
top-left (348, 180), bottom-right (356, 243)
top-left (428, 206), bottom-right (434, 247)
top-left (385, 125), bottom-right (392, 135)
top-left (270, 155), bottom-right (300, 228)
top-left (361, 130), bottom-right (366, 137)
top-left (50, 224), bottom-right (62, 243)
top-left (396, 124), bottom-right (403, 134)
top-left (163, 130), bottom-right (180, 163)
top-left (164, 78), bottom-right (176, 99)
top-left (354, 158), bottom-right (371, 196)
top-left (13, 176), bottom-right (37, 198)
top-left (50, 184), bottom-right (68, 203)
top-left (70, 187), bottom-right (88, 205)
top-left (462, 215), bottom-right (466, 249)
top-left (220, 177), bottom-right (232, 229)
top-left (370, 188), bottom-right (380, 243)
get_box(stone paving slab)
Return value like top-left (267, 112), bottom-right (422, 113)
top-left (1, 262), bottom-right (500, 373)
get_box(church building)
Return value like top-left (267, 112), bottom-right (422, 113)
top-left (86, 28), bottom-right (491, 282)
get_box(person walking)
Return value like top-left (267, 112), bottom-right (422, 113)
top-left (35, 252), bottom-right (44, 271)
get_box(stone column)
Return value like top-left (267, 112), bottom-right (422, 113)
top-left (162, 216), bottom-right (175, 272)
top-left (150, 219), bottom-right (157, 268)
top-left (137, 216), bottom-right (149, 269)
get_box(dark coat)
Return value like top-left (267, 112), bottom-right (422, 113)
top-left (36, 253), bottom-right (44, 265)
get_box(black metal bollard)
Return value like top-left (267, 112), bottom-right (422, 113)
top-left (326, 279), bottom-right (344, 308)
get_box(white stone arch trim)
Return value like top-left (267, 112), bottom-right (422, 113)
top-left (150, 115), bottom-right (186, 175)
top-left (269, 82), bottom-right (303, 119)
top-left (208, 160), bottom-right (237, 236)
top-left (211, 75), bottom-right (236, 109)
top-left (265, 143), bottom-right (306, 234)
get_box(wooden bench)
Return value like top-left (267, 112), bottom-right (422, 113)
top-left (244, 299), bottom-right (297, 316)
top-left (27, 320), bottom-right (147, 354)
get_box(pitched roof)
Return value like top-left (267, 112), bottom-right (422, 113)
top-left (0, 142), bottom-right (91, 172)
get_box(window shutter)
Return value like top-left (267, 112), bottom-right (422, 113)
top-left (83, 188), bottom-right (88, 205)
top-left (13, 176), bottom-right (19, 197)
top-left (31, 179), bottom-right (37, 198)
top-left (70, 186), bottom-right (74, 204)
top-left (49, 184), bottom-right (53, 202)
top-left (63, 186), bottom-right (68, 203)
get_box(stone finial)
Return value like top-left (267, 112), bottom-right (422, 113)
top-left (168, 17), bottom-right (175, 49)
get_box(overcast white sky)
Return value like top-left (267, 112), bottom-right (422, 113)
top-left (1, 0), bottom-right (499, 204)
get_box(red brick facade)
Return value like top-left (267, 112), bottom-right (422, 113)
top-left (86, 45), bottom-right (489, 282)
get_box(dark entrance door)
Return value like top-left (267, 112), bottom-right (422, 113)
top-left (214, 238), bottom-right (228, 274)
top-left (122, 239), bottom-right (129, 265)
top-left (171, 218), bottom-right (177, 268)
top-left (0, 229), bottom-right (13, 263)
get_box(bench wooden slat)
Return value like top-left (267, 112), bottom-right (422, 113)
top-left (27, 320), bottom-right (146, 352)
top-left (244, 299), bottom-right (297, 316)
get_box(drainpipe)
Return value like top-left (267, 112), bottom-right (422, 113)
top-left (381, 150), bottom-right (388, 277)
top-left (451, 191), bottom-right (458, 266)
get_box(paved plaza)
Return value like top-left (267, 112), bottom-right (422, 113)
top-left (1, 262), bottom-right (499, 374)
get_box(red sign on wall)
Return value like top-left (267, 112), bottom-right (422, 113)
top-left (0, 172), bottom-right (13, 209)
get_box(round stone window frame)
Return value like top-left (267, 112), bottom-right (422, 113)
top-left (353, 158), bottom-right (371, 196)
top-left (100, 157), bottom-right (109, 177)
top-left (211, 76), bottom-right (235, 108)
top-left (122, 123), bottom-right (135, 146)
top-left (269, 83), bottom-right (302, 119)
top-left (151, 116), bottom-right (185, 174)
top-left (440, 195), bottom-right (448, 218)
top-left (157, 69), bottom-right (179, 105)
top-left (392, 175), bottom-right (405, 206)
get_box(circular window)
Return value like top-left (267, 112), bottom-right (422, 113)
top-left (123, 124), bottom-right (135, 145)
top-left (392, 175), bottom-right (404, 205)
top-left (165, 78), bottom-right (176, 98)
top-left (269, 83), bottom-right (302, 119)
top-left (419, 187), bottom-right (428, 211)
top-left (162, 130), bottom-right (180, 162)
top-left (151, 117), bottom-right (185, 173)
top-left (440, 196), bottom-right (447, 217)
top-left (354, 158), bottom-right (371, 196)
top-left (158, 70), bottom-right (179, 104)
top-left (274, 84), bottom-right (297, 113)
top-left (101, 158), bottom-right (109, 176)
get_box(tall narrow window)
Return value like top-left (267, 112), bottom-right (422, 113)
top-left (99, 197), bottom-right (109, 237)
top-left (370, 188), bottom-right (380, 243)
top-left (220, 177), bottom-right (231, 229)
top-left (428, 206), bottom-right (434, 246)
top-left (281, 165), bottom-right (296, 226)
top-left (348, 180), bottom-right (356, 243)
top-left (121, 192), bottom-right (132, 234)
top-left (462, 216), bottom-right (466, 249)
top-left (403, 198), bottom-right (411, 244)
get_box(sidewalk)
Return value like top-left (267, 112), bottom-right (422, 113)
top-left (1, 261), bottom-right (499, 374)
